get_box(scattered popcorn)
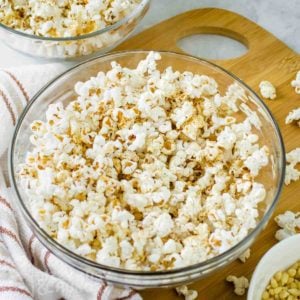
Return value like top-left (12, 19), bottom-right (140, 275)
top-left (259, 81), bottom-right (277, 100)
top-left (19, 52), bottom-right (269, 271)
top-left (285, 148), bottom-right (300, 185)
top-left (238, 248), bottom-right (251, 263)
top-left (0, 0), bottom-right (141, 38)
top-left (175, 285), bottom-right (198, 300)
top-left (274, 211), bottom-right (300, 241)
top-left (291, 71), bottom-right (300, 94)
top-left (286, 107), bottom-right (300, 127)
top-left (226, 275), bottom-right (249, 296)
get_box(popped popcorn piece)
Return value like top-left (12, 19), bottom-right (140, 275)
top-left (274, 211), bottom-right (300, 241)
top-left (19, 52), bottom-right (269, 271)
top-left (291, 71), bottom-right (300, 94)
top-left (259, 81), bottom-right (277, 100)
top-left (285, 107), bottom-right (300, 127)
top-left (175, 285), bottom-right (198, 300)
top-left (285, 148), bottom-right (300, 185)
top-left (244, 146), bottom-right (269, 176)
top-left (238, 248), bottom-right (251, 263)
top-left (226, 275), bottom-right (249, 296)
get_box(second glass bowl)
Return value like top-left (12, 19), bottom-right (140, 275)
top-left (0, 0), bottom-right (150, 60)
top-left (9, 51), bottom-right (285, 288)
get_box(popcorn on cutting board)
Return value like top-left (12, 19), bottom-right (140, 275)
top-left (285, 148), bottom-right (300, 186)
top-left (286, 108), bottom-right (300, 127)
top-left (275, 211), bottom-right (300, 241)
top-left (259, 81), bottom-right (277, 100)
top-left (175, 285), bottom-right (198, 300)
top-left (291, 71), bottom-right (300, 94)
top-left (18, 52), bottom-right (270, 271)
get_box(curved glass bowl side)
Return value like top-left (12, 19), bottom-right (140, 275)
top-left (0, 0), bottom-right (150, 60)
top-left (9, 51), bottom-right (285, 288)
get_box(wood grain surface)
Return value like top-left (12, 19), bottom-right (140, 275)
top-left (116, 8), bottom-right (300, 300)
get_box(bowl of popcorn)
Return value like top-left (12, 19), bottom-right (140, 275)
top-left (248, 234), bottom-right (300, 300)
top-left (0, 0), bottom-right (150, 59)
top-left (9, 51), bottom-right (285, 288)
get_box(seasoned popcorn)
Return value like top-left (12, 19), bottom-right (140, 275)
top-left (286, 107), bottom-right (300, 127)
top-left (274, 211), bottom-right (300, 241)
top-left (18, 52), bottom-right (269, 271)
top-left (226, 275), bottom-right (249, 296)
top-left (0, 0), bottom-right (141, 38)
top-left (285, 148), bottom-right (300, 185)
top-left (175, 285), bottom-right (198, 300)
top-left (291, 71), bottom-right (300, 94)
top-left (259, 81), bottom-right (277, 100)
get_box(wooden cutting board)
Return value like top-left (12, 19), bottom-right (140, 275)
top-left (116, 8), bottom-right (300, 300)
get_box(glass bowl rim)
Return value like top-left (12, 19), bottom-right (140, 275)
top-left (9, 50), bottom-right (286, 277)
top-left (0, 0), bottom-right (150, 42)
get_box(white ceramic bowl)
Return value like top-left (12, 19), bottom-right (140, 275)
top-left (248, 234), bottom-right (300, 300)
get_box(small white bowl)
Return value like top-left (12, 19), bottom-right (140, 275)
top-left (248, 234), bottom-right (300, 300)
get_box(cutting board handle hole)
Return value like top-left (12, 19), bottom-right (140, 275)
top-left (177, 33), bottom-right (248, 60)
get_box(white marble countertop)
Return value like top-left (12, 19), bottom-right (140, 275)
top-left (0, 0), bottom-right (299, 68)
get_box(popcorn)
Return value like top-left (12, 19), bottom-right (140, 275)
top-left (153, 213), bottom-right (174, 237)
top-left (274, 211), bottom-right (300, 241)
top-left (226, 275), bottom-right (249, 296)
top-left (291, 71), bottom-right (300, 94)
top-left (0, 0), bottom-right (141, 58)
top-left (238, 248), bottom-right (251, 263)
top-left (0, 0), bottom-right (141, 38)
top-left (244, 146), bottom-right (269, 176)
top-left (285, 148), bottom-right (300, 185)
top-left (19, 52), bottom-right (269, 271)
top-left (259, 81), bottom-right (277, 100)
top-left (175, 285), bottom-right (198, 300)
top-left (285, 107), bottom-right (300, 127)
top-left (171, 101), bottom-right (195, 128)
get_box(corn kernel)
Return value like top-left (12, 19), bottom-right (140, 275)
top-left (279, 290), bottom-right (289, 299)
top-left (281, 273), bottom-right (289, 285)
top-left (288, 288), bottom-right (300, 296)
top-left (274, 287), bottom-right (282, 294)
top-left (271, 278), bottom-right (279, 288)
top-left (275, 272), bottom-right (283, 281)
top-left (262, 291), bottom-right (270, 299)
top-left (288, 269), bottom-right (297, 277)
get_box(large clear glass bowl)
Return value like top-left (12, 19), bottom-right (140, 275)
top-left (9, 51), bottom-right (285, 288)
top-left (0, 0), bottom-right (150, 60)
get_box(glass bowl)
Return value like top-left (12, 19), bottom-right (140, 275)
top-left (9, 51), bottom-right (285, 288)
top-left (0, 0), bottom-right (150, 60)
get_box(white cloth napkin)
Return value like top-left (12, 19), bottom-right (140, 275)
top-left (0, 65), bottom-right (141, 300)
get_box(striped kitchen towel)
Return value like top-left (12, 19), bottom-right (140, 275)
top-left (0, 64), bottom-right (141, 300)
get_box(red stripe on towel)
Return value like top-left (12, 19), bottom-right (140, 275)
top-left (28, 234), bottom-right (36, 265)
top-left (0, 88), bottom-right (16, 125)
top-left (44, 250), bottom-right (52, 274)
top-left (0, 259), bottom-right (15, 269)
top-left (0, 195), bottom-right (13, 212)
top-left (0, 286), bottom-right (32, 298)
top-left (3, 70), bottom-right (30, 102)
top-left (97, 282), bottom-right (108, 300)
top-left (0, 226), bottom-right (21, 246)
